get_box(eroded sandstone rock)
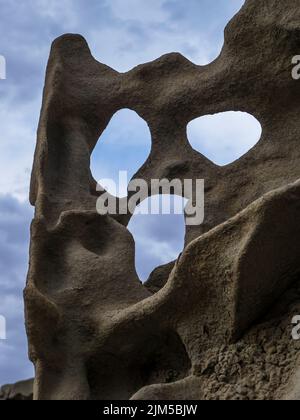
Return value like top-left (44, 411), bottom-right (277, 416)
top-left (24, 0), bottom-right (300, 400)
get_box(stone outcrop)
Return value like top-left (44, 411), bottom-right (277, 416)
top-left (23, 0), bottom-right (300, 400)
top-left (0, 379), bottom-right (33, 401)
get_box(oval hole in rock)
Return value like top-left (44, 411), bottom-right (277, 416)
top-left (91, 109), bottom-right (151, 198)
top-left (128, 195), bottom-right (187, 283)
top-left (187, 111), bottom-right (262, 166)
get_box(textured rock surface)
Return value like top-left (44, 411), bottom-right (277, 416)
top-left (24, 0), bottom-right (300, 400)
top-left (0, 379), bottom-right (33, 401)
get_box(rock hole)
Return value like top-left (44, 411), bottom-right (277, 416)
top-left (187, 111), bottom-right (262, 166)
top-left (91, 109), bottom-right (151, 198)
top-left (127, 195), bottom-right (187, 283)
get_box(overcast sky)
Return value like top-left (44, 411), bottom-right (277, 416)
top-left (0, 0), bottom-right (262, 385)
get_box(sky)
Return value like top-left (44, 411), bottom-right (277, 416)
top-left (0, 0), bottom-right (262, 385)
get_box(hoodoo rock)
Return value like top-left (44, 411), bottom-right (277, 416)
top-left (23, 0), bottom-right (300, 400)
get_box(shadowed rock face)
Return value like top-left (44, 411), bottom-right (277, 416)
top-left (23, 0), bottom-right (300, 400)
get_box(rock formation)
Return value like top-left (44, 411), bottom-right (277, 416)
top-left (23, 0), bottom-right (300, 400)
top-left (0, 379), bottom-right (33, 401)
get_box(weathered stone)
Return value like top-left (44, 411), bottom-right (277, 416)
top-left (0, 379), bottom-right (33, 401)
top-left (23, 0), bottom-right (300, 400)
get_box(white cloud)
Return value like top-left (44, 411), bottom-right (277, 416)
top-left (90, 0), bottom-right (245, 71)
top-left (0, 294), bottom-right (24, 320)
top-left (0, 195), bottom-right (33, 383)
top-left (89, 15), bottom-right (216, 72)
top-left (104, 0), bottom-right (169, 24)
top-left (30, 0), bottom-right (78, 27)
top-left (0, 93), bottom-right (38, 201)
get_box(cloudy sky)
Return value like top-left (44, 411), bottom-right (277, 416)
top-left (0, 0), bottom-right (262, 385)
